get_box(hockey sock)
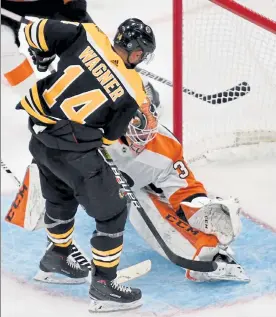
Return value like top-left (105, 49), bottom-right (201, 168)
top-left (91, 231), bottom-right (123, 281)
top-left (91, 208), bottom-right (127, 280)
top-left (45, 212), bottom-right (74, 251)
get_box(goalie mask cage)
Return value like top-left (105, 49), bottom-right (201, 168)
top-left (173, 0), bottom-right (276, 162)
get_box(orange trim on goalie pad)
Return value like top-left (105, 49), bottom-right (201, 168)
top-left (4, 58), bottom-right (34, 86)
top-left (148, 193), bottom-right (218, 250)
top-left (5, 167), bottom-right (30, 228)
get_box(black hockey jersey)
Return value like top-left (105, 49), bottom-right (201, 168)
top-left (17, 19), bottom-right (149, 150)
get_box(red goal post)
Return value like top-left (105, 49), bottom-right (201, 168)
top-left (173, 0), bottom-right (276, 160)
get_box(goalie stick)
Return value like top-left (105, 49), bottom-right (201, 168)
top-left (99, 147), bottom-right (218, 273)
top-left (136, 67), bottom-right (251, 104)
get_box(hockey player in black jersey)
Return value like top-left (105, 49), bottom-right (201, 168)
top-left (16, 17), bottom-right (156, 312)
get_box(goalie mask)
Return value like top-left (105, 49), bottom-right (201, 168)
top-left (126, 101), bottom-right (158, 154)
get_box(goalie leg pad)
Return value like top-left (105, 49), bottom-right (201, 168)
top-left (5, 163), bottom-right (46, 231)
top-left (129, 189), bottom-right (219, 262)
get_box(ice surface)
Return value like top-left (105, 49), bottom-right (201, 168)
top-left (1, 0), bottom-right (276, 316)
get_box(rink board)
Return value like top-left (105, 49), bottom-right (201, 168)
top-left (1, 194), bottom-right (276, 315)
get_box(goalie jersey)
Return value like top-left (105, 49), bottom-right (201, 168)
top-left (108, 125), bottom-right (207, 212)
top-left (17, 19), bottom-right (148, 150)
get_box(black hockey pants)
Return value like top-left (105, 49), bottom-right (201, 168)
top-left (29, 136), bottom-right (128, 280)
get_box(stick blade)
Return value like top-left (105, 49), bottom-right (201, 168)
top-left (116, 260), bottom-right (152, 284)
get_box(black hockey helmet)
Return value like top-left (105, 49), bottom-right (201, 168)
top-left (114, 18), bottom-right (156, 66)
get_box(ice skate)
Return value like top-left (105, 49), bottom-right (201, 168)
top-left (34, 242), bottom-right (89, 284)
top-left (89, 271), bottom-right (142, 312)
top-left (186, 248), bottom-right (250, 283)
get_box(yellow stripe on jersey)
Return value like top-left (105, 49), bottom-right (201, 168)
top-left (38, 19), bottom-right (49, 52)
top-left (20, 97), bottom-right (56, 125)
top-left (93, 258), bottom-right (120, 268)
top-left (92, 244), bottom-right (123, 257)
top-left (24, 23), bottom-right (39, 50)
top-left (83, 24), bottom-right (147, 108)
top-left (102, 137), bottom-right (117, 145)
top-left (31, 85), bottom-right (46, 115)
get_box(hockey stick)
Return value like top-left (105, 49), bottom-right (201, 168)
top-left (136, 67), bottom-right (251, 104)
top-left (1, 159), bottom-right (21, 187)
top-left (1, 8), bottom-right (30, 25)
top-left (2, 7), bottom-right (250, 106)
top-left (99, 148), bottom-right (218, 272)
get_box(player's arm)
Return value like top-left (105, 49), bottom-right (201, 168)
top-left (24, 18), bottom-right (82, 56)
top-left (102, 99), bottom-right (140, 146)
top-left (150, 131), bottom-right (207, 213)
top-left (152, 134), bottom-right (241, 245)
top-left (55, 0), bottom-right (94, 23)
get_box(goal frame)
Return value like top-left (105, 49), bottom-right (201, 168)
top-left (173, 0), bottom-right (276, 146)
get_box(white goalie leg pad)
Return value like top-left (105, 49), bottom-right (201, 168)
top-left (129, 189), bottom-right (211, 261)
top-left (5, 163), bottom-right (46, 231)
top-left (23, 163), bottom-right (46, 230)
top-left (182, 197), bottom-right (242, 245)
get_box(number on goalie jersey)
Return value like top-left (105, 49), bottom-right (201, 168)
top-left (18, 19), bottom-right (149, 145)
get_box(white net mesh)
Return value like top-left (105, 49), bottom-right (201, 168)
top-left (182, 0), bottom-right (276, 162)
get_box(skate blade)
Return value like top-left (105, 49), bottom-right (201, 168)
top-left (88, 298), bottom-right (142, 313)
top-left (34, 270), bottom-right (87, 285)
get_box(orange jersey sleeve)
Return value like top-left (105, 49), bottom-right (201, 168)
top-left (145, 126), bottom-right (207, 211)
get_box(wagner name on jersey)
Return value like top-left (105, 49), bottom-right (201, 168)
top-left (16, 19), bottom-right (149, 151)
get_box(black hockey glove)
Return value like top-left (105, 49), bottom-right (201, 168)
top-left (28, 48), bottom-right (56, 72)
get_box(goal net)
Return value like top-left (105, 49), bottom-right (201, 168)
top-left (173, 0), bottom-right (276, 162)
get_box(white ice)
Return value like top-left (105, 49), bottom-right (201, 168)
top-left (1, 0), bottom-right (276, 316)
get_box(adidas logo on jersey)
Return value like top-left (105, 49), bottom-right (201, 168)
top-left (111, 60), bottom-right (119, 66)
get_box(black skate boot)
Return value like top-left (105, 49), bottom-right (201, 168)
top-left (34, 242), bottom-right (89, 284)
top-left (89, 270), bottom-right (142, 312)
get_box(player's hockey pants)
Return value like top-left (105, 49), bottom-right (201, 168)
top-left (29, 136), bottom-right (127, 280)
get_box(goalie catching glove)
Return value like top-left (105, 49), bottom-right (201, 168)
top-left (181, 196), bottom-right (242, 245)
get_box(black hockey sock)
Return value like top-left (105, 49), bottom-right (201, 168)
top-left (91, 207), bottom-right (127, 280)
top-left (91, 231), bottom-right (123, 280)
top-left (45, 212), bottom-right (75, 250)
